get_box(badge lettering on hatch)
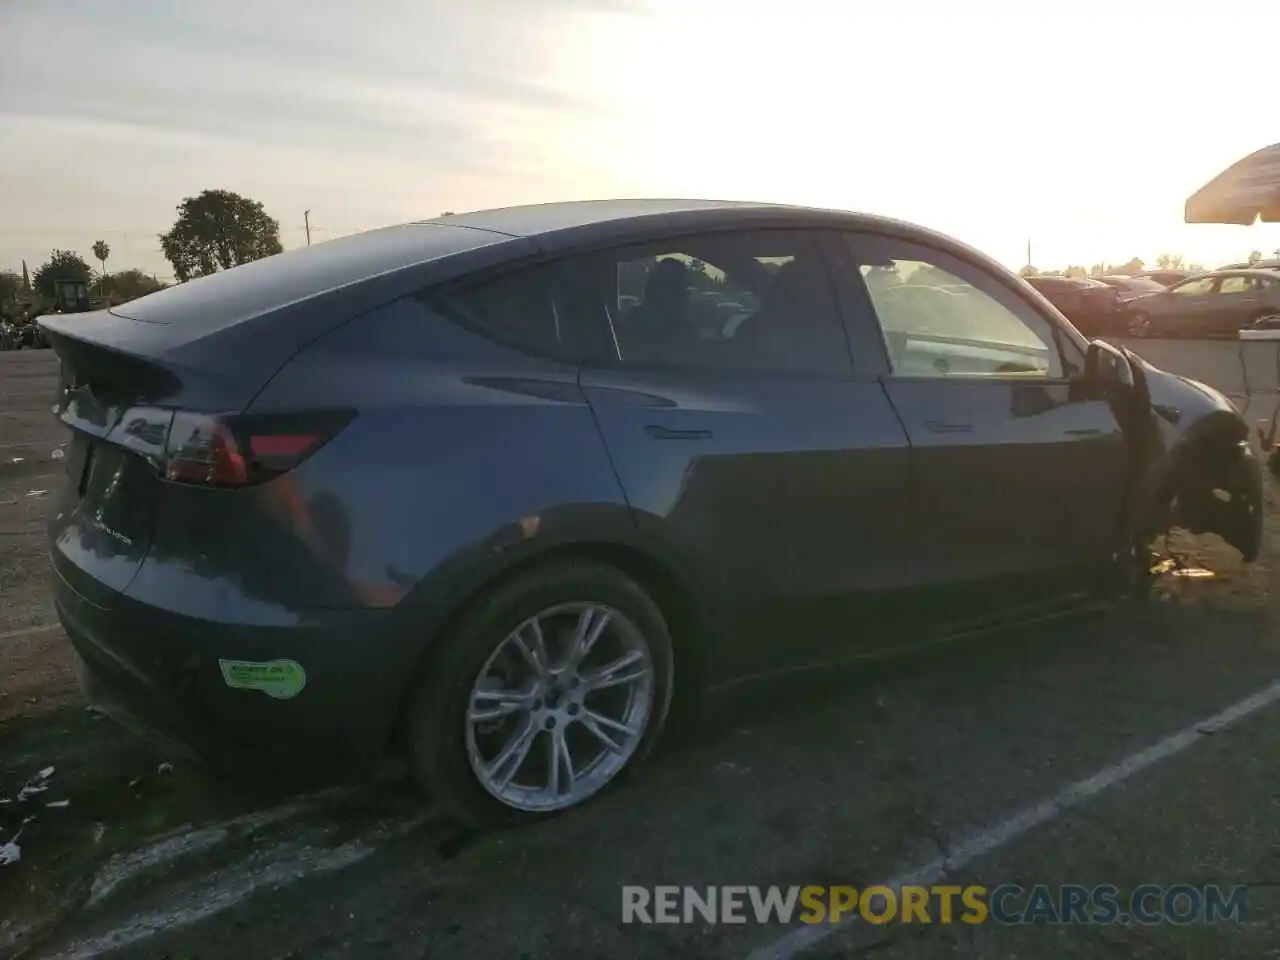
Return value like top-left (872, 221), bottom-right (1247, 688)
top-left (218, 659), bottom-right (307, 700)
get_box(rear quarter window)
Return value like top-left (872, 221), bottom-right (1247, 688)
top-left (428, 260), bottom-right (607, 364)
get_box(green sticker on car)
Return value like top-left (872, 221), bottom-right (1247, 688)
top-left (218, 658), bottom-right (307, 700)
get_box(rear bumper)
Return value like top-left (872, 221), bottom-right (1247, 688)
top-left (52, 555), bottom-right (406, 776)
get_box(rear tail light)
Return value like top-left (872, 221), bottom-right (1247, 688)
top-left (163, 410), bottom-right (355, 487)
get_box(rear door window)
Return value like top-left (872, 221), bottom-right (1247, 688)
top-left (1170, 277), bottom-right (1217, 296)
top-left (581, 229), bottom-right (852, 377)
top-left (1218, 276), bottom-right (1257, 294)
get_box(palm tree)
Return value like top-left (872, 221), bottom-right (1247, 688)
top-left (91, 240), bottom-right (110, 294)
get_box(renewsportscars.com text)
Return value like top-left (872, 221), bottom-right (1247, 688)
top-left (621, 884), bottom-right (1249, 926)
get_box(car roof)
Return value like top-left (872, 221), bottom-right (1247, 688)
top-left (419, 198), bottom-right (965, 255)
top-left (423, 199), bottom-right (778, 237)
top-left (1202, 268), bottom-right (1280, 278)
top-left (111, 199), bottom-right (1022, 331)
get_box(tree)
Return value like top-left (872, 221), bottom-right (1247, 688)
top-left (1017, 265), bottom-right (1038, 277)
top-left (1156, 252), bottom-right (1185, 270)
top-left (0, 270), bottom-right (21, 304)
top-left (1248, 250), bottom-right (1262, 264)
top-left (107, 269), bottom-right (166, 303)
top-left (1063, 264), bottom-right (1088, 278)
top-left (1115, 257), bottom-right (1144, 275)
top-left (32, 250), bottom-right (92, 299)
top-left (91, 240), bottom-right (110, 289)
top-left (159, 189), bottom-right (283, 282)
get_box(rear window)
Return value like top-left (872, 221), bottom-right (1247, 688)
top-left (1125, 278), bottom-right (1167, 293)
top-left (111, 223), bottom-right (508, 333)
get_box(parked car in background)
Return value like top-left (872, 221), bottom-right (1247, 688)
top-left (1136, 269), bottom-right (1194, 287)
top-left (1094, 275), bottom-right (1168, 304)
top-left (1220, 258), bottom-right (1280, 272)
top-left (1022, 275), bottom-right (1127, 336)
top-left (39, 200), bottom-right (1264, 826)
top-left (1127, 269), bottom-right (1280, 337)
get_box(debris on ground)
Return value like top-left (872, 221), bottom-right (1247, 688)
top-left (16, 766), bottom-right (55, 802)
top-left (1172, 567), bottom-right (1217, 579)
top-left (1, 819), bottom-right (34, 868)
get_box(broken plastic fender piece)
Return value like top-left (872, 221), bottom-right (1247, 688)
top-left (0, 841), bottom-right (19, 866)
top-left (1172, 567), bottom-right (1216, 579)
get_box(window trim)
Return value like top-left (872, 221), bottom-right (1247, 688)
top-left (574, 227), bottom-right (859, 381)
top-left (835, 231), bottom-right (1085, 384)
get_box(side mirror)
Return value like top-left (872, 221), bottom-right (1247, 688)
top-left (1085, 339), bottom-right (1134, 392)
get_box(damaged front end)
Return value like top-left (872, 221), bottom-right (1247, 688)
top-left (1120, 349), bottom-right (1263, 562)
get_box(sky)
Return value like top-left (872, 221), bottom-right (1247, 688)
top-left (3, 0), bottom-right (1280, 282)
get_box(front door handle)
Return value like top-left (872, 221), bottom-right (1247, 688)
top-left (645, 425), bottom-right (713, 441)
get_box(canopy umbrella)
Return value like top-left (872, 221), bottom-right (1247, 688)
top-left (1185, 142), bottom-right (1280, 224)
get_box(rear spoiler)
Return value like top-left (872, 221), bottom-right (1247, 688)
top-left (39, 310), bottom-right (261, 413)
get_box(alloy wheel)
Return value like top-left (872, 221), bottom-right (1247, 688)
top-left (465, 602), bottom-right (655, 812)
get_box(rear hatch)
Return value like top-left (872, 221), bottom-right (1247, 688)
top-left (40, 310), bottom-right (285, 609)
top-left (39, 286), bottom-right (351, 608)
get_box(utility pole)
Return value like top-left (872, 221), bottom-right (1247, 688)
top-left (1026, 238), bottom-right (1032, 268)
top-left (304, 210), bottom-right (312, 246)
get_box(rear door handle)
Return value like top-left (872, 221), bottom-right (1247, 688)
top-left (923, 420), bottom-right (972, 434)
top-left (645, 425), bottom-right (713, 441)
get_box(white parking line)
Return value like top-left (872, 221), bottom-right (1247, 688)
top-left (746, 678), bottom-right (1280, 960)
top-left (47, 813), bottom-right (428, 960)
top-left (87, 789), bottom-right (353, 906)
top-left (0, 623), bottom-right (60, 642)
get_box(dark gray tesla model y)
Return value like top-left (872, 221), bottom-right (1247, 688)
top-left (40, 200), bottom-right (1263, 826)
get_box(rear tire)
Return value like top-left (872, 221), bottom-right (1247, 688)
top-left (407, 560), bottom-right (674, 828)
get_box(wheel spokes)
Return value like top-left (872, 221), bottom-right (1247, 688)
top-left (568, 607), bottom-right (611, 666)
top-left (546, 728), bottom-right (575, 797)
top-left (580, 709), bottom-right (637, 753)
top-left (469, 686), bottom-right (534, 723)
top-left (582, 649), bottom-right (648, 691)
top-left (466, 601), bottom-right (655, 811)
top-left (511, 618), bottom-right (550, 675)
top-left (486, 717), bottom-right (539, 788)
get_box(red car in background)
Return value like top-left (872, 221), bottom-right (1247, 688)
top-left (1022, 275), bottom-right (1128, 337)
